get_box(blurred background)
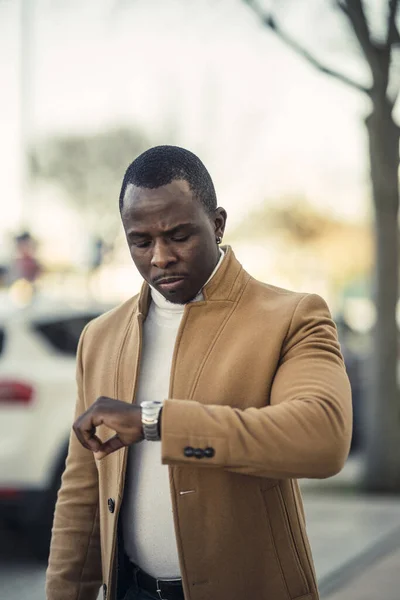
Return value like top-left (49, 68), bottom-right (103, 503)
top-left (0, 0), bottom-right (399, 598)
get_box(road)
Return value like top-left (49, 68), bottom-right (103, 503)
top-left (0, 521), bottom-right (46, 599)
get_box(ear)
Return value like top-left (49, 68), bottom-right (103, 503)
top-left (214, 207), bottom-right (227, 240)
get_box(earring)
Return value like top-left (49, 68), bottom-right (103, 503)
top-left (216, 236), bottom-right (222, 245)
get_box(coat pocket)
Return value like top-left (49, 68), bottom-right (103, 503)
top-left (261, 485), bottom-right (310, 600)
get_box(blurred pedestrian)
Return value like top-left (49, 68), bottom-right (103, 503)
top-left (46, 146), bottom-right (352, 600)
top-left (89, 237), bottom-right (112, 273)
top-left (0, 265), bottom-right (8, 288)
top-left (10, 232), bottom-right (42, 283)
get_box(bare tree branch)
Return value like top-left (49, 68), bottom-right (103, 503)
top-left (387, 0), bottom-right (400, 45)
top-left (337, 0), bottom-right (390, 90)
top-left (245, 1), bottom-right (369, 93)
top-left (387, 0), bottom-right (400, 103)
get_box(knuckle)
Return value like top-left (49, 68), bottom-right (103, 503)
top-left (95, 396), bottom-right (107, 409)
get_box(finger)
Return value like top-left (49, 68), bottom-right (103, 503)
top-left (73, 421), bottom-right (103, 452)
top-left (94, 434), bottom-right (125, 460)
top-left (75, 405), bottom-right (110, 449)
top-left (84, 432), bottom-right (103, 453)
top-left (73, 422), bottom-right (90, 450)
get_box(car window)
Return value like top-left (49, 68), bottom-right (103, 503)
top-left (33, 314), bottom-right (99, 356)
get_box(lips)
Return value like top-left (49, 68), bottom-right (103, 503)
top-left (155, 276), bottom-right (187, 292)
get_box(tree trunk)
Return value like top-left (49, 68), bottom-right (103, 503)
top-left (362, 98), bottom-right (400, 492)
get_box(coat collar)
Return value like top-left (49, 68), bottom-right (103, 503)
top-left (136, 245), bottom-right (246, 317)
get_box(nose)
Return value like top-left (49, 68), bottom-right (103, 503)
top-left (151, 240), bottom-right (177, 270)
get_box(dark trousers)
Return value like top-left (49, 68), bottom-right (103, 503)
top-left (120, 580), bottom-right (161, 600)
top-left (116, 552), bottom-right (185, 600)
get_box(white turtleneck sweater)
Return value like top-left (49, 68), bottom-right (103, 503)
top-left (121, 250), bottom-right (224, 579)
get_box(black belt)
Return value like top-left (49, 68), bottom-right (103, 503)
top-left (128, 561), bottom-right (184, 600)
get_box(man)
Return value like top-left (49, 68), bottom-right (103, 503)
top-left (46, 145), bottom-right (352, 600)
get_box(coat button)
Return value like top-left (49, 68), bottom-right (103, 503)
top-left (194, 448), bottom-right (205, 459)
top-left (184, 446), bottom-right (194, 457)
top-left (103, 583), bottom-right (107, 599)
top-left (204, 447), bottom-right (215, 458)
top-left (107, 498), bottom-right (115, 513)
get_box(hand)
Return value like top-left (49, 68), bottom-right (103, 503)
top-left (73, 396), bottom-right (143, 460)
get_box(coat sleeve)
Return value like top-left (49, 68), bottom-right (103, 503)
top-left (161, 293), bottom-right (352, 480)
top-left (46, 324), bottom-right (102, 600)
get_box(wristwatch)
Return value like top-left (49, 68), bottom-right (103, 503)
top-left (140, 400), bottom-right (163, 441)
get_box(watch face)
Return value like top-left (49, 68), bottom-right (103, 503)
top-left (141, 400), bottom-right (163, 409)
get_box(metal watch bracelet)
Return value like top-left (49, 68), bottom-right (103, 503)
top-left (140, 400), bottom-right (163, 441)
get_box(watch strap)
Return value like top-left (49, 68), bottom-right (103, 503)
top-left (141, 401), bottom-right (163, 441)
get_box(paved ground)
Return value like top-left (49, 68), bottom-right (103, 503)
top-left (325, 546), bottom-right (400, 600)
top-left (301, 492), bottom-right (400, 589)
top-left (1, 459), bottom-right (399, 599)
top-left (0, 522), bottom-right (46, 599)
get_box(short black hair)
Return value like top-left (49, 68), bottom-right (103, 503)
top-left (119, 145), bottom-right (217, 214)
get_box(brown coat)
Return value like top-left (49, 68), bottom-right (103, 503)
top-left (46, 246), bottom-right (352, 600)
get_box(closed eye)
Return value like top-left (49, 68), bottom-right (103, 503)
top-left (171, 235), bottom-right (190, 242)
top-left (131, 240), bottom-right (151, 248)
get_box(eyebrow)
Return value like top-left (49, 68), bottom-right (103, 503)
top-left (127, 223), bottom-right (196, 238)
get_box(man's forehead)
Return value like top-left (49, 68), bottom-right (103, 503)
top-left (124, 180), bottom-right (193, 204)
top-left (122, 182), bottom-right (202, 226)
top-left (126, 220), bottom-right (197, 237)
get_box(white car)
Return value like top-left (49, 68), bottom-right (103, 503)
top-left (0, 296), bottom-right (111, 559)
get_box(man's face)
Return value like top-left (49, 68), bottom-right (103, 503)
top-left (121, 180), bottom-right (227, 304)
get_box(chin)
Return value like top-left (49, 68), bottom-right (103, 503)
top-left (165, 289), bottom-right (196, 305)
top-left (159, 289), bottom-right (186, 305)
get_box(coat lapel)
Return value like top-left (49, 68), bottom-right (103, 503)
top-left (169, 246), bottom-right (248, 400)
top-left (169, 300), bottom-right (235, 399)
top-left (115, 287), bottom-right (149, 487)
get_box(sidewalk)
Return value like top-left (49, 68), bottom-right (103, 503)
top-left (300, 456), bottom-right (400, 599)
top-left (324, 545), bottom-right (400, 600)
